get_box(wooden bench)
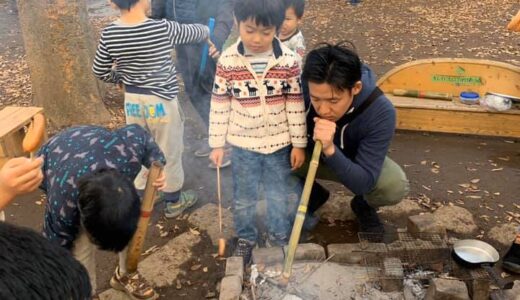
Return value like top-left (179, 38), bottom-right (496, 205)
top-left (378, 58), bottom-right (520, 138)
top-left (0, 106), bottom-right (45, 168)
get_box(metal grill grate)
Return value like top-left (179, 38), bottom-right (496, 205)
top-left (358, 232), bottom-right (453, 280)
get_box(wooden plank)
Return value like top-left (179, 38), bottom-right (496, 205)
top-left (395, 107), bottom-right (520, 138)
top-left (388, 95), bottom-right (520, 115)
top-left (0, 106), bottom-right (44, 138)
top-left (378, 58), bottom-right (520, 99)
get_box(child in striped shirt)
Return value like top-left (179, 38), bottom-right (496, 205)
top-left (209, 0), bottom-right (307, 265)
top-left (93, 0), bottom-right (209, 225)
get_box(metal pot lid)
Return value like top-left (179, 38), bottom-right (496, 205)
top-left (453, 239), bottom-right (500, 264)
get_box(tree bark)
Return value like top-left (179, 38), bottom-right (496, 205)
top-left (17, 0), bottom-right (110, 127)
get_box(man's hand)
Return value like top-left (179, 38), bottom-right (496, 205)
top-left (313, 117), bottom-right (337, 157)
top-left (208, 39), bottom-right (221, 60)
top-left (209, 148), bottom-right (225, 167)
top-left (290, 147), bottom-right (306, 170)
top-left (0, 157), bottom-right (44, 209)
top-left (153, 171), bottom-right (167, 191)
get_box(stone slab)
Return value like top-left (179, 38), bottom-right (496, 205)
top-left (252, 246), bottom-right (284, 266)
top-left (219, 275), bottom-right (242, 300)
top-left (408, 213), bottom-right (446, 236)
top-left (283, 243), bottom-right (325, 262)
top-left (425, 278), bottom-right (470, 300)
top-left (98, 289), bottom-right (131, 300)
top-left (225, 256), bottom-right (244, 282)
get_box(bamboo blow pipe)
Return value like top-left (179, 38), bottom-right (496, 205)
top-left (282, 141), bottom-right (323, 283)
top-left (217, 166), bottom-right (226, 257)
top-left (126, 161), bottom-right (164, 273)
top-left (22, 113), bottom-right (46, 159)
top-left (392, 88), bottom-right (453, 101)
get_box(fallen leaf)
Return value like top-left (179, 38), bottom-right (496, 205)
top-left (470, 178), bottom-right (480, 184)
top-left (466, 195), bottom-right (482, 199)
top-left (160, 231), bottom-right (168, 237)
top-left (497, 156), bottom-right (510, 161)
top-left (176, 279), bottom-right (182, 290)
top-left (203, 267), bottom-right (208, 272)
top-left (459, 183), bottom-right (471, 188)
top-left (447, 190), bottom-right (454, 194)
top-left (191, 264), bottom-right (202, 271)
top-left (189, 228), bottom-right (200, 235)
top-left (422, 185), bottom-right (432, 191)
top-left (420, 160), bottom-right (427, 165)
top-left (430, 168), bottom-right (440, 174)
top-left (491, 168), bottom-right (504, 172)
top-left (35, 201), bottom-right (42, 205)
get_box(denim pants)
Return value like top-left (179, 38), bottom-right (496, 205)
top-left (231, 146), bottom-right (292, 243)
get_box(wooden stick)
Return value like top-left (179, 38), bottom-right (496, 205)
top-left (282, 141), bottom-right (322, 282)
top-left (217, 166), bottom-right (222, 233)
top-left (393, 88), bottom-right (452, 101)
top-left (126, 161), bottom-right (163, 273)
top-left (217, 165), bottom-right (226, 256)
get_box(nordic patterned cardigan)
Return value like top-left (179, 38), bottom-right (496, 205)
top-left (208, 39), bottom-right (307, 154)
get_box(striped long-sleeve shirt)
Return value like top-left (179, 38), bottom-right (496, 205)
top-left (93, 19), bottom-right (209, 100)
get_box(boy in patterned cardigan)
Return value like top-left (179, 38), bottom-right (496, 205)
top-left (209, 0), bottom-right (307, 264)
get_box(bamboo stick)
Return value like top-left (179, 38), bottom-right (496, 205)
top-left (282, 141), bottom-right (322, 282)
top-left (126, 161), bottom-right (163, 273)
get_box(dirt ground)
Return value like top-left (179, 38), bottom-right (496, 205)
top-left (1, 0), bottom-right (519, 298)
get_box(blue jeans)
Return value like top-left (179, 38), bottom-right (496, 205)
top-left (231, 146), bottom-right (292, 243)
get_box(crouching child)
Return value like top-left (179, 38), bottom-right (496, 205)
top-left (38, 124), bottom-right (166, 299)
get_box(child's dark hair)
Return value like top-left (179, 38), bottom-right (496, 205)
top-left (0, 222), bottom-right (92, 300)
top-left (78, 168), bottom-right (140, 252)
top-left (111, 0), bottom-right (140, 10)
top-left (302, 41), bottom-right (362, 91)
top-left (234, 0), bottom-right (286, 30)
top-left (284, 0), bottom-right (305, 18)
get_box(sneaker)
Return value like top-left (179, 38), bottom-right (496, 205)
top-left (503, 242), bottom-right (520, 274)
top-left (350, 195), bottom-right (385, 234)
top-left (110, 266), bottom-right (157, 300)
top-left (265, 233), bottom-right (288, 248)
top-left (233, 238), bottom-right (255, 265)
top-left (194, 142), bottom-right (212, 157)
top-left (164, 190), bottom-right (198, 218)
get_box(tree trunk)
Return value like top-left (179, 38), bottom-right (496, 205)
top-left (17, 0), bottom-right (110, 127)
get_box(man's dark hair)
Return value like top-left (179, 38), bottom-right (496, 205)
top-left (0, 222), bottom-right (92, 300)
top-left (302, 41), bottom-right (362, 91)
top-left (284, 0), bottom-right (305, 18)
top-left (234, 0), bottom-right (286, 30)
top-left (111, 0), bottom-right (140, 10)
top-left (78, 168), bottom-right (140, 252)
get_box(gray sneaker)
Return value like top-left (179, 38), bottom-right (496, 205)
top-left (164, 190), bottom-right (198, 218)
top-left (194, 143), bottom-right (212, 157)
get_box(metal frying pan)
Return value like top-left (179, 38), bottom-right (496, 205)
top-left (453, 239), bottom-right (499, 265)
top-left (453, 239), bottom-right (512, 291)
